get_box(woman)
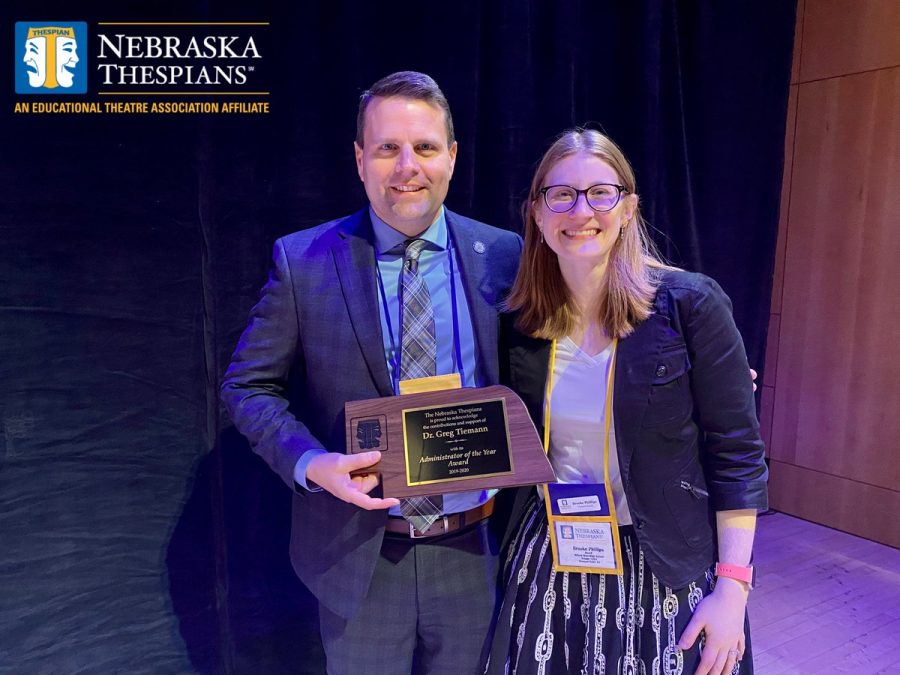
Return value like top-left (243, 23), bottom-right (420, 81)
top-left (485, 129), bottom-right (767, 675)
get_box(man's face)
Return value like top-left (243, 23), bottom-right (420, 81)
top-left (354, 96), bottom-right (457, 237)
top-left (56, 36), bottom-right (79, 88)
top-left (23, 37), bottom-right (46, 87)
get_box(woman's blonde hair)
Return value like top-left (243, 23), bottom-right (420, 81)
top-left (506, 128), bottom-right (671, 339)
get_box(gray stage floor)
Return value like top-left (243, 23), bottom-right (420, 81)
top-left (751, 511), bottom-right (900, 673)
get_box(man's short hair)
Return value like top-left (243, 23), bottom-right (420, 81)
top-left (356, 71), bottom-right (455, 147)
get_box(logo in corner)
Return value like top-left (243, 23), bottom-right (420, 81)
top-left (15, 22), bottom-right (87, 94)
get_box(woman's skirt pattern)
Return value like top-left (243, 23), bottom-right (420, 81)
top-left (483, 497), bottom-right (751, 675)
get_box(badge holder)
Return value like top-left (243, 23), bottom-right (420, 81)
top-left (542, 338), bottom-right (624, 575)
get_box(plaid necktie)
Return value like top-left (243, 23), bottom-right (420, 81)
top-left (398, 239), bottom-right (443, 531)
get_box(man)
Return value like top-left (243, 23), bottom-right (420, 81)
top-left (221, 72), bottom-right (522, 674)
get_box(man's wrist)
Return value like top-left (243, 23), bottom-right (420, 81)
top-left (294, 449), bottom-right (328, 492)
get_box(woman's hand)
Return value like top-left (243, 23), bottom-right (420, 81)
top-left (678, 577), bottom-right (748, 674)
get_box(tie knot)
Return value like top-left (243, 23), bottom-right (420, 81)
top-left (403, 239), bottom-right (428, 272)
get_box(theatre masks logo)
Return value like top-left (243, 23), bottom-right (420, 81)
top-left (16, 22), bottom-right (88, 94)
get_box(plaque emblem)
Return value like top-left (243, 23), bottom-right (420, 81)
top-left (356, 419), bottom-right (382, 450)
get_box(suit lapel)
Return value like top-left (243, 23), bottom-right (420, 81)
top-left (447, 211), bottom-right (500, 385)
top-left (331, 211), bottom-right (393, 397)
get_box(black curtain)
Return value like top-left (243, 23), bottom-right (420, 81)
top-left (0, 1), bottom-right (795, 672)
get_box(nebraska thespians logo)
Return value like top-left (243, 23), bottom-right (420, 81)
top-left (15, 22), bottom-right (87, 94)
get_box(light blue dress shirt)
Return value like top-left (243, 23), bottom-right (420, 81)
top-left (294, 207), bottom-right (494, 516)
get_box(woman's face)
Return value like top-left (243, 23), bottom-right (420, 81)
top-left (535, 152), bottom-right (634, 271)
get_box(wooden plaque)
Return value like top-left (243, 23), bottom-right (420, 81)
top-left (346, 385), bottom-right (555, 499)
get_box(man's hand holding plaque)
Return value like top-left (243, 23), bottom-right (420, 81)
top-left (306, 450), bottom-right (401, 510)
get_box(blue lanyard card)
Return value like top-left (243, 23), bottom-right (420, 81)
top-left (546, 482), bottom-right (610, 517)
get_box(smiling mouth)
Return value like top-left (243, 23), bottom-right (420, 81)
top-left (392, 185), bottom-right (424, 193)
top-left (563, 228), bottom-right (601, 239)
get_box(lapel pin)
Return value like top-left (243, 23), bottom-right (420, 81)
top-left (473, 240), bottom-right (486, 254)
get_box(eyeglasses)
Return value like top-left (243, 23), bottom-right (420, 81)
top-left (539, 183), bottom-right (628, 213)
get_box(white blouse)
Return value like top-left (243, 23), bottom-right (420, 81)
top-left (543, 336), bottom-right (633, 525)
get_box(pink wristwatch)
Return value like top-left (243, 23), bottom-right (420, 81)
top-left (714, 562), bottom-right (755, 590)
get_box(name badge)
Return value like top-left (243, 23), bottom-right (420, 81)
top-left (543, 482), bottom-right (623, 575)
top-left (548, 482), bottom-right (609, 516)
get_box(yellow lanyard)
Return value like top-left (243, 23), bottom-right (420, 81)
top-left (542, 337), bottom-right (620, 522)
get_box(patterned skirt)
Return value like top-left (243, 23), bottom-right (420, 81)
top-left (483, 496), bottom-right (752, 675)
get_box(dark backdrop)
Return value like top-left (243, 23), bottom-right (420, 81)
top-left (0, 1), bottom-right (795, 672)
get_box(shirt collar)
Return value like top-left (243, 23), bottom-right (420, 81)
top-left (369, 206), bottom-right (448, 256)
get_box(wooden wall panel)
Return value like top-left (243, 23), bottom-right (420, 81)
top-left (769, 460), bottom-right (900, 549)
top-left (763, 314), bottom-right (780, 390)
top-left (760, 385), bottom-right (775, 457)
top-left (768, 0), bottom-right (900, 547)
top-left (771, 67), bottom-right (900, 492)
top-left (790, 0), bottom-right (804, 86)
top-left (760, 83), bottom-right (798, 452)
top-left (770, 84), bottom-right (798, 319)
top-left (799, 0), bottom-right (900, 82)
top-left (760, 78), bottom-right (795, 461)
